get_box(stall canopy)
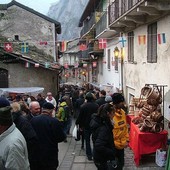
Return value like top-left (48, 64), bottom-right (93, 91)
top-left (0, 87), bottom-right (44, 97)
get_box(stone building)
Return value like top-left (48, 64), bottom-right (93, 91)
top-left (0, 0), bottom-right (62, 97)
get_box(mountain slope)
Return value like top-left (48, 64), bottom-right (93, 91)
top-left (48, 0), bottom-right (88, 41)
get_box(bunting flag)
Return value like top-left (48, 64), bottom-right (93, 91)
top-left (45, 62), bottom-right (50, 68)
top-left (157, 33), bottom-right (166, 44)
top-left (98, 38), bottom-right (107, 49)
top-left (4, 42), bottom-right (13, 52)
top-left (59, 41), bottom-right (67, 52)
top-left (79, 39), bottom-right (87, 51)
top-left (39, 41), bottom-right (48, 45)
top-left (119, 37), bottom-right (127, 47)
top-left (138, 35), bottom-right (146, 45)
top-left (25, 61), bottom-right (30, 68)
top-left (34, 63), bottom-right (39, 68)
top-left (21, 42), bottom-right (29, 53)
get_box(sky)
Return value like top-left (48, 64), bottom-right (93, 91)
top-left (1, 0), bottom-right (59, 15)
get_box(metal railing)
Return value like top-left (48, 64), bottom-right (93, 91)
top-left (95, 11), bottom-right (107, 36)
top-left (80, 12), bottom-right (96, 37)
top-left (109, 0), bottom-right (142, 25)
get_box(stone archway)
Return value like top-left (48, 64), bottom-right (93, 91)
top-left (0, 68), bottom-right (8, 88)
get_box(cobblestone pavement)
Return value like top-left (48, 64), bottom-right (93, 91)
top-left (58, 122), bottom-right (165, 170)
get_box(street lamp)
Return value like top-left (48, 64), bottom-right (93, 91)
top-left (114, 46), bottom-right (120, 58)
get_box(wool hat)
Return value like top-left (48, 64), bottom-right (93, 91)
top-left (105, 95), bottom-right (112, 102)
top-left (112, 93), bottom-right (124, 104)
top-left (0, 97), bottom-right (10, 108)
top-left (85, 92), bottom-right (94, 100)
top-left (42, 102), bottom-right (54, 110)
top-left (0, 97), bottom-right (12, 126)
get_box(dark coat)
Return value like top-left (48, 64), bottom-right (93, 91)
top-left (12, 111), bottom-right (38, 163)
top-left (30, 114), bottom-right (66, 168)
top-left (76, 101), bottom-right (99, 129)
top-left (90, 114), bottom-right (116, 163)
top-left (95, 97), bottom-right (107, 107)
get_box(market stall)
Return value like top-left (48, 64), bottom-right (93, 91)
top-left (127, 84), bottom-right (168, 166)
top-left (0, 87), bottom-right (44, 98)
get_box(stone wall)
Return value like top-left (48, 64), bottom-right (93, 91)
top-left (0, 62), bottom-right (58, 97)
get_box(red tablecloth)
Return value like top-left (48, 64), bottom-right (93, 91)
top-left (128, 115), bottom-right (168, 166)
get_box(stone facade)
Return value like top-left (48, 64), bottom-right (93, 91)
top-left (0, 5), bottom-right (57, 59)
top-left (0, 62), bottom-right (58, 97)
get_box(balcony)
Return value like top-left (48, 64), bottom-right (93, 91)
top-left (79, 40), bottom-right (103, 61)
top-left (80, 12), bottom-right (96, 38)
top-left (95, 11), bottom-right (117, 38)
top-left (108, 0), bottom-right (170, 32)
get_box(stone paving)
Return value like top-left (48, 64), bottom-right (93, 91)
top-left (58, 120), bottom-right (166, 170)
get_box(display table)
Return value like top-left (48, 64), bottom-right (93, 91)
top-left (127, 115), bottom-right (168, 166)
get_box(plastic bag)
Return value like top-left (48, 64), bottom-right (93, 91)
top-left (72, 125), bottom-right (80, 141)
top-left (155, 149), bottom-right (167, 167)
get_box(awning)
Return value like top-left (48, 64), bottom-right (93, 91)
top-left (0, 87), bottom-right (44, 97)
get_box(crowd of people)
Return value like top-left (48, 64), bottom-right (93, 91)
top-left (0, 84), bottom-right (129, 170)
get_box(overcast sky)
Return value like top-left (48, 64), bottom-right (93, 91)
top-left (1, 0), bottom-right (59, 15)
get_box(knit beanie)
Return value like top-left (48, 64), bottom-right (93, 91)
top-left (105, 95), bottom-right (112, 102)
top-left (85, 92), bottom-right (94, 101)
top-left (0, 97), bottom-right (12, 126)
top-left (112, 93), bottom-right (124, 104)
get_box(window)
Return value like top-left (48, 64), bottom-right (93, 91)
top-left (128, 31), bottom-right (134, 62)
top-left (14, 35), bottom-right (19, 41)
top-left (147, 22), bottom-right (157, 63)
top-left (107, 49), bottom-right (111, 70)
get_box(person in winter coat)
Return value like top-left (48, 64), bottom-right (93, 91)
top-left (0, 97), bottom-right (30, 170)
top-left (56, 97), bottom-right (70, 141)
top-left (95, 90), bottom-right (107, 106)
top-left (11, 102), bottom-right (38, 170)
top-left (112, 93), bottom-right (129, 170)
top-left (76, 92), bottom-right (99, 160)
top-left (31, 102), bottom-right (66, 170)
top-left (90, 103), bottom-right (117, 170)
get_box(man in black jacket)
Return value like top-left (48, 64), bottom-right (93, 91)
top-left (95, 90), bottom-right (107, 107)
top-left (31, 102), bottom-right (66, 170)
top-left (76, 92), bottom-right (99, 160)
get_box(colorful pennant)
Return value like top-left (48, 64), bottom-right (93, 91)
top-left (34, 63), bottom-right (39, 68)
top-left (4, 42), bottom-right (13, 52)
top-left (79, 39), bottom-right (87, 51)
top-left (98, 39), bottom-right (107, 49)
top-left (25, 61), bottom-right (30, 68)
top-left (138, 35), bottom-right (146, 45)
top-left (119, 37), bottom-right (127, 47)
top-left (21, 42), bottom-right (29, 53)
top-left (157, 33), bottom-right (166, 44)
top-left (39, 41), bottom-right (48, 45)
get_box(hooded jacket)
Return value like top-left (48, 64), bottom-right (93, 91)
top-left (56, 101), bottom-right (67, 121)
top-left (90, 114), bottom-right (116, 163)
top-left (112, 109), bottom-right (129, 149)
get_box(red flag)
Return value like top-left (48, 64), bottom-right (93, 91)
top-left (39, 41), bottom-right (48, 45)
top-left (4, 42), bottom-right (13, 52)
top-left (98, 39), bottom-right (107, 49)
top-left (61, 41), bottom-right (67, 52)
top-left (79, 40), bottom-right (87, 51)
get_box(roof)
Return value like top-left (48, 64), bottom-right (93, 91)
top-left (1, 0), bottom-right (61, 34)
top-left (78, 0), bottom-right (100, 27)
top-left (0, 47), bottom-right (63, 71)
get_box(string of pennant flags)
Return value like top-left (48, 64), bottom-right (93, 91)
top-left (1, 33), bottom-right (166, 54)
